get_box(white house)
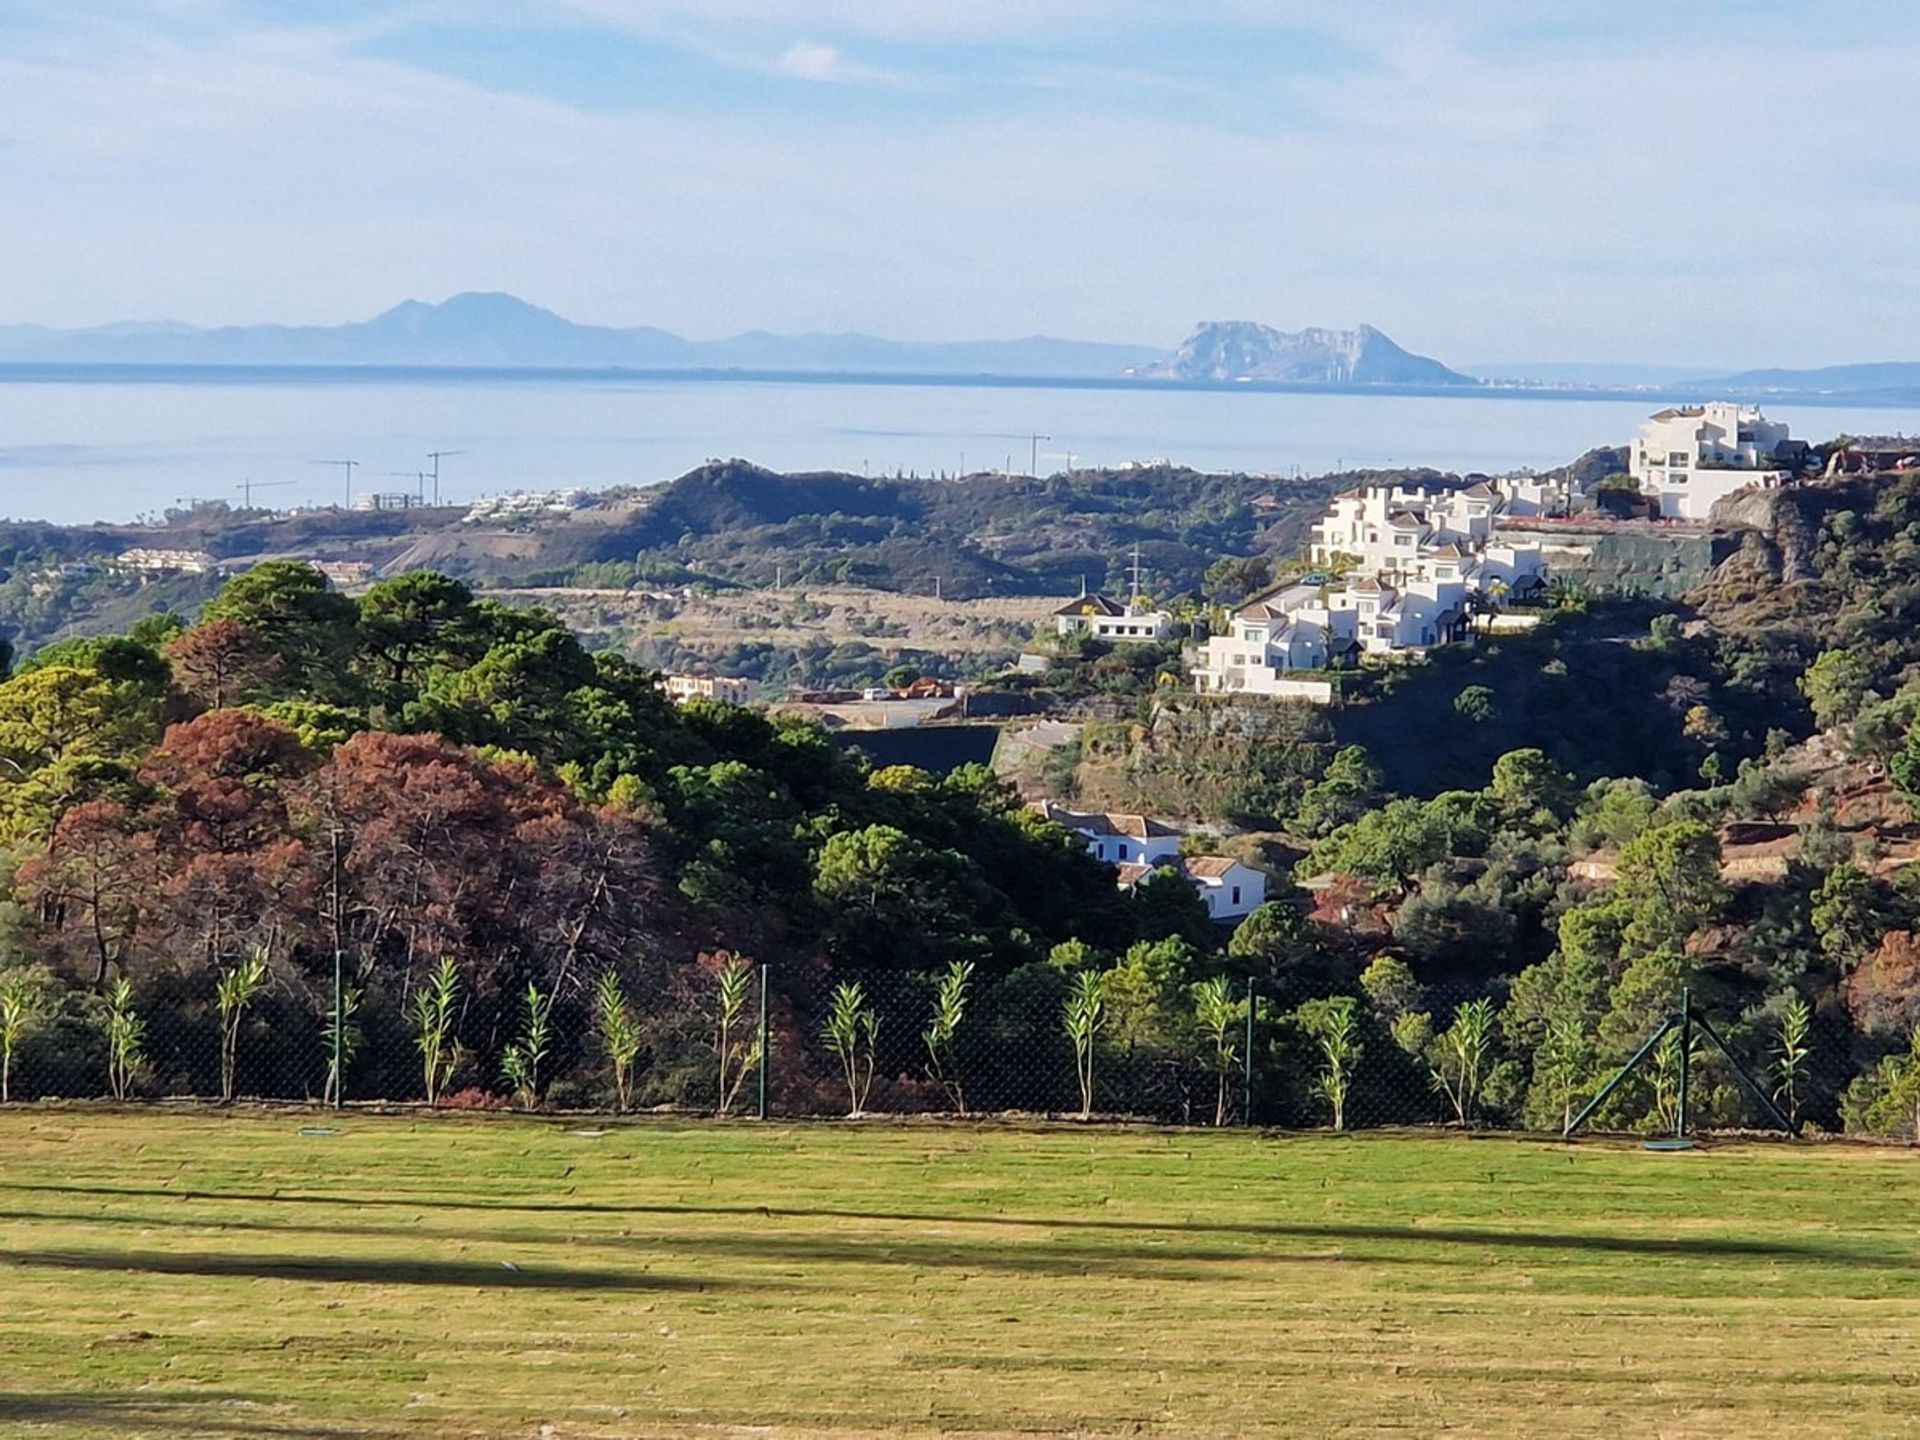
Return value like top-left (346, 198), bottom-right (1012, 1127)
top-left (1190, 588), bottom-right (1358, 698)
top-left (1116, 856), bottom-right (1267, 922)
top-left (1308, 482), bottom-right (1501, 577)
top-left (1053, 593), bottom-right (1175, 643)
top-left (1628, 403), bottom-right (1793, 521)
top-left (1032, 801), bottom-right (1185, 866)
top-left (1497, 473), bottom-right (1573, 517)
top-left (662, 673), bottom-right (754, 705)
top-left (1327, 574), bottom-right (1473, 656)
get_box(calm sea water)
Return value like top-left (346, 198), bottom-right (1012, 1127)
top-left (0, 366), bottom-right (1913, 525)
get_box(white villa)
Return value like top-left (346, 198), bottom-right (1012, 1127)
top-left (1192, 481), bottom-right (1547, 696)
top-left (1052, 593), bottom-right (1176, 644)
top-left (1117, 856), bottom-right (1266, 922)
top-left (1032, 802), bottom-right (1265, 921)
top-left (1628, 403), bottom-right (1794, 521)
top-left (1031, 801), bottom-right (1184, 866)
top-left (662, 673), bottom-right (754, 705)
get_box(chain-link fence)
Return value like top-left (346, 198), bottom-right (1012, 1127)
top-left (0, 957), bottom-right (1905, 1139)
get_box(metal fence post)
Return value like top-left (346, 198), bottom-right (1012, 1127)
top-left (756, 962), bottom-right (770, 1121)
top-left (1242, 977), bottom-right (1257, 1127)
top-left (330, 946), bottom-right (343, 1111)
top-left (1676, 987), bottom-right (1692, 1140)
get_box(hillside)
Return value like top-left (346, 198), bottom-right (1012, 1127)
top-left (496, 461), bottom-right (1366, 599)
top-left (1140, 322), bottom-right (1475, 385)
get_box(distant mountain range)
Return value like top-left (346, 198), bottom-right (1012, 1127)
top-left (1136, 321), bottom-right (1474, 386)
top-left (0, 293), bottom-right (1161, 377)
top-left (0, 294), bottom-right (1464, 386)
top-left (4, 294), bottom-right (1918, 399)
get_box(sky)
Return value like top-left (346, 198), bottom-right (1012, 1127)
top-left (2, 1), bottom-right (1918, 368)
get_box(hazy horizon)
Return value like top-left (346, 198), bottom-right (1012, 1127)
top-left (6, 3), bottom-right (1920, 370)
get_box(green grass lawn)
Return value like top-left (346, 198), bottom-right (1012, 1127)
top-left (2, 1112), bottom-right (1918, 1438)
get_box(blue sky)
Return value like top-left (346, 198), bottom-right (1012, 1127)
top-left (2, 1), bottom-right (1918, 366)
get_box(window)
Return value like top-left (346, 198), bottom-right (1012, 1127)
top-left (1231, 885), bottom-right (1242, 906)
top-left (1668, 450), bottom-right (1690, 467)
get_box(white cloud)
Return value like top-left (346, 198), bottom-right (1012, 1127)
top-left (775, 39), bottom-right (845, 82)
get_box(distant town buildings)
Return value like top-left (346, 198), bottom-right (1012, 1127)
top-left (1628, 403), bottom-right (1799, 521)
top-left (115, 547), bottom-right (216, 575)
top-left (462, 489), bottom-right (592, 523)
top-left (1191, 481), bottom-right (1547, 697)
top-left (352, 492), bottom-right (424, 512)
top-left (314, 560), bottom-right (374, 587)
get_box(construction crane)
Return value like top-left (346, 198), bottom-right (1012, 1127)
top-left (981, 432), bottom-right (1052, 477)
top-left (235, 477), bottom-right (295, 510)
top-left (426, 450), bottom-right (464, 507)
top-left (310, 459), bottom-right (360, 508)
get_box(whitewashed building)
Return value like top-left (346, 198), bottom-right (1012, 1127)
top-left (1628, 403), bottom-right (1794, 521)
top-left (662, 673), bottom-right (754, 705)
top-left (1032, 801), bottom-right (1185, 866)
top-left (1190, 585), bottom-right (1356, 698)
top-left (1117, 856), bottom-right (1267, 922)
top-left (1195, 481), bottom-right (1546, 691)
top-left (1053, 593), bottom-right (1175, 643)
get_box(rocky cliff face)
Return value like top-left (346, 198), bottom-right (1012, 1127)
top-left (1706, 485), bottom-right (1832, 586)
top-left (1141, 321), bottom-right (1475, 385)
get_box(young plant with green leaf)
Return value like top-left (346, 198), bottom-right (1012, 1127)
top-left (0, 967), bottom-right (49, 1103)
top-left (1191, 974), bottom-right (1243, 1127)
top-left (923, 959), bottom-right (973, 1115)
top-left (1063, 969), bottom-right (1104, 1120)
top-left (822, 980), bottom-right (879, 1117)
top-left (215, 950), bottom-right (269, 1104)
top-left (1535, 1012), bottom-right (1595, 1133)
top-left (715, 953), bottom-right (762, 1116)
top-left (322, 984), bottom-right (361, 1107)
top-left (104, 979), bottom-right (144, 1101)
top-left (1306, 997), bottom-right (1360, 1131)
top-left (594, 968), bottom-right (644, 1112)
top-left (1429, 997), bottom-right (1498, 1127)
top-left (1649, 1026), bottom-right (1707, 1133)
top-left (500, 981), bottom-right (552, 1109)
top-left (1773, 994), bottom-right (1813, 1128)
top-left (412, 957), bottom-right (461, 1106)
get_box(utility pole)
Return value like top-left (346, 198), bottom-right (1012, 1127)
top-left (426, 450), bottom-right (464, 507)
top-left (311, 459), bottom-right (359, 509)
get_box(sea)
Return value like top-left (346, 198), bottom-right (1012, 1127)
top-left (0, 364), bottom-right (1915, 526)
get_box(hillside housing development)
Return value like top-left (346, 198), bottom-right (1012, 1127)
top-left (1191, 481), bottom-right (1547, 697)
top-left (1627, 402), bottom-right (1804, 521)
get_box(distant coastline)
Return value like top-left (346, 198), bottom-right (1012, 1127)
top-left (3, 361), bottom-right (1919, 409)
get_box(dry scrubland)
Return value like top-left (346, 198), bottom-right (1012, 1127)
top-left (494, 584), bottom-right (1061, 660)
top-left (2, 1113), bottom-right (1919, 1438)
